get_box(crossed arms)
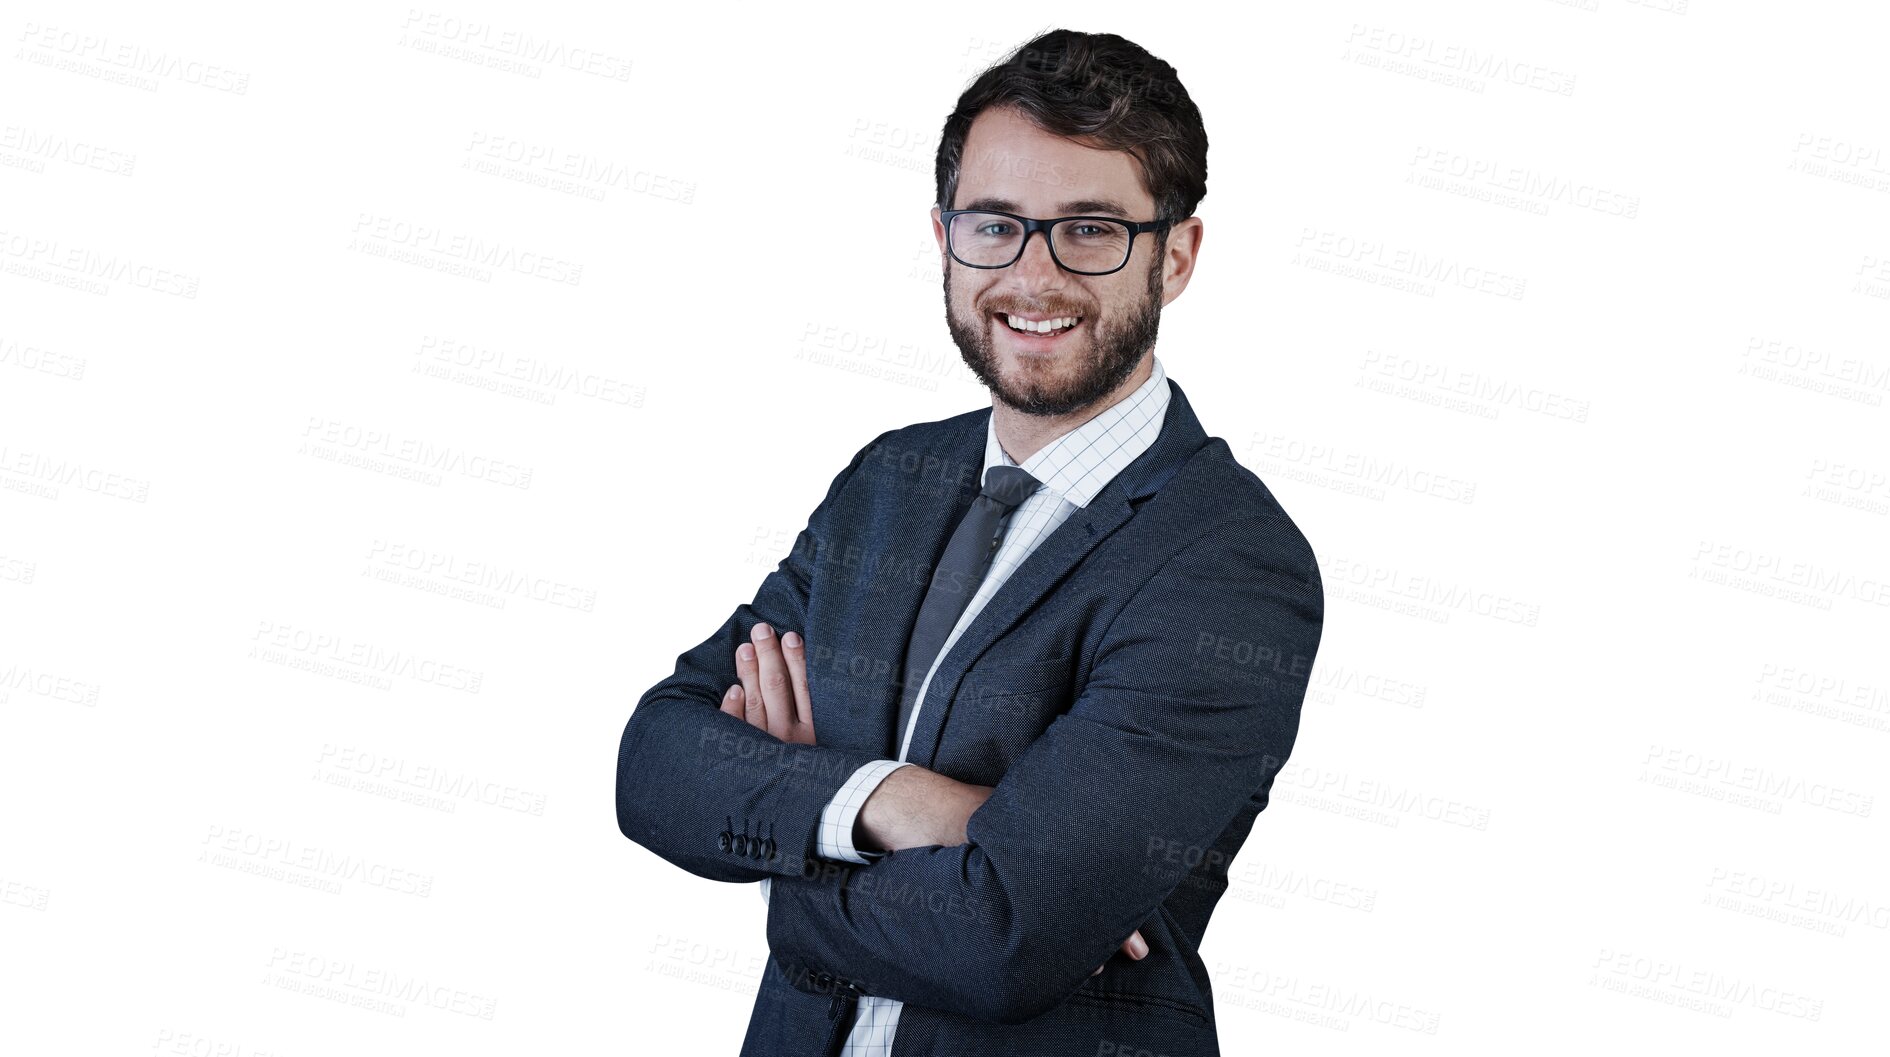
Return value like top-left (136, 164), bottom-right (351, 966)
top-left (615, 435), bottom-right (1323, 1024)
top-left (722, 619), bottom-right (1146, 977)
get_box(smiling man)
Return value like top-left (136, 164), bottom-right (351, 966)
top-left (617, 29), bottom-right (1324, 1057)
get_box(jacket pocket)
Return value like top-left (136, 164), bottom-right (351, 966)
top-left (1064, 985), bottom-right (1210, 1028)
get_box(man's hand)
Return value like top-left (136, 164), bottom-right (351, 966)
top-left (722, 623), bottom-right (1146, 975)
top-left (719, 621), bottom-right (816, 745)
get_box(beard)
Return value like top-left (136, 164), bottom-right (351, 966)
top-left (944, 249), bottom-right (1164, 417)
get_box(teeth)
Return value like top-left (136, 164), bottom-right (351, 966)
top-left (1004, 314), bottom-right (1080, 334)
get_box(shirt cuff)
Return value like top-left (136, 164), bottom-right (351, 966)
top-left (816, 759), bottom-right (913, 863)
top-left (759, 876), bottom-right (771, 905)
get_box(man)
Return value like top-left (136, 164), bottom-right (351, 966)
top-left (617, 29), bottom-right (1324, 1056)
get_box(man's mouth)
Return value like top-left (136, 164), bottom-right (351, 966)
top-left (993, 311), bottom-right (1084, 344)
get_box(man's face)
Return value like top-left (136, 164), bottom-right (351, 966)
top-left (933, 105), bottom-right (1173, 418)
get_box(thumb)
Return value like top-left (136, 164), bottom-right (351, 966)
top-left (1122, 928), bottom-right (1148, 959)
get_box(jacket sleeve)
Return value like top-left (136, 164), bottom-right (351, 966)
top-left (615, 429), bottom-right (902, 884)
top-left (761, 514), bottom-right (1324, 1023)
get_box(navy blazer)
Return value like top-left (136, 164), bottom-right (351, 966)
top-left (616, 378), bottom-right (1324, 1056)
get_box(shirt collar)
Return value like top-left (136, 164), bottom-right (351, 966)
top-left (983, 354), bottom-right (1171, 509)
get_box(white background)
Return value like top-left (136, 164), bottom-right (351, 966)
top-left (3, 1), bottom-right (1886, 1054)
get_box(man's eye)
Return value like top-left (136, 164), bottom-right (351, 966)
top-left (976, 223), bottom-right (1016, 236)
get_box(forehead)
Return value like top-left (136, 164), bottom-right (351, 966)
top-left (956, 104), bottom-right (1154, 218)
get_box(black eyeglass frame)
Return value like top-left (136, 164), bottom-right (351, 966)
top-left (939, 208), bottom-right (1176, 276)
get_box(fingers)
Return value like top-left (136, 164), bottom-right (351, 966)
top-left (735, 641), bottom-right (768, 729)
top-left (748, 622), bottom-right (793, 741)
top-left (1122, 928), bottom-right (1148, 959)
top-left (739, 622), bottom-right (806, 742)
top-left (728, 624), bottom-right (818, 744)
top-left (781, 631), bottom-right (813, 730)
top-left (1094, 928), bottom-right (1150, 976)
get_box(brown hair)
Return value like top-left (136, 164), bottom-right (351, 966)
top-left (935, 29), bottom-right (1208, 242)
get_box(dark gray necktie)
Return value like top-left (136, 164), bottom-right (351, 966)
top-left (895, 464), bottom-right (1042, 756)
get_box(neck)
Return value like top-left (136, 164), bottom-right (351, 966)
top-left (992, 353), bottom-right (1154, 465)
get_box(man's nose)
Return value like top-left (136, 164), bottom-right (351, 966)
top-left (1012, 229), bottom-right (1064, 281)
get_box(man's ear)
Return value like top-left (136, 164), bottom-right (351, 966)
top-left (1159, 216), bottom-right (1204, 307)
top-left (930, 206), bottom-right (948, 260)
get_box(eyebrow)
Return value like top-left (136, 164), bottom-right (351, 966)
top-left (960, 196), bottom-right (1135, 218)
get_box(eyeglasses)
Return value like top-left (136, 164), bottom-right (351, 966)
top-left (940, 209), bottom-right (1175, 276)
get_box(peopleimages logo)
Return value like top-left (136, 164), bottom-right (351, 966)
top-left (397, 10), bottom-right (632, 82)
top-left (15, 22), bottom-right (252, 94)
